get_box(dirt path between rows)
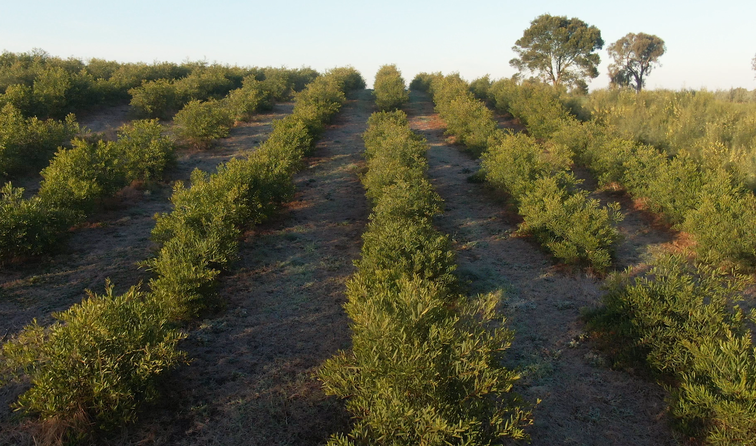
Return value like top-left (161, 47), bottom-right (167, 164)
top-left (0, 102), bottom-right (296, 444)
top-left (99, 90), bottom-right (373, 445)
top-left (406, 91), bottom-right (678, 446)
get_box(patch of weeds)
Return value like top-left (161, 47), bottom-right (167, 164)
top-left (304, 242), bottom-right (317, 253)
top-left (509, 299), bottom-right (537, 312)
top-left (493, 228), bottom-right (514, 240)
top-left (568, 333), bottom-right (589, 348)
top-left (518, 351), bottom-right (557, 384)
top-left (198, 319), bottom-right (229, 334)
top-left (462, 240), bottom-right (480, 250)
top-left (584, 351), bottom-right (609, 368)
top-left (320, 255), bottom-right (343, 271)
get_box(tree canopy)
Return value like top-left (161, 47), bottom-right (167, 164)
top-left (608, 33), bottom-right (666, 92)
top-left (510, 14), bottom-right (604, 89)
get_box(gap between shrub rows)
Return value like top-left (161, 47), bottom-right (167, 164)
top-left (413, 73), bottom-right (622, 273)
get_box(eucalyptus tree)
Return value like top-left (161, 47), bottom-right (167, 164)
top-left (608, 32), bottom-right (666, 92)
top-left (510, 14), bottom-right (604, 89)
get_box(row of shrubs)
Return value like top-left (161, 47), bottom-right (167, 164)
top-left (170, 68), bottom-right (333, 148)
top-left (0, 119), bottom-right (173, 261)
top-left (372, 64), bottom-right (408, 111)
top-left (0, 67), bottom-right (365, 441)
top-left (588, 254), bottom-right (756, 445)
top-left (487, 78), bottom-right (756, 271)
top-left (484, 78), bottom-right (756, 443)
top-left (130, 66), bottom-right (319, 120)
top-left (0, 49), bottom-right (320, 124)
top-left (417, 73), bottom-right (622, 272)
top-left (1, 66), bottom-right (316, 261)
top-left (0, 50), bottom-right (195, 119)
top-left (318, 109), bottom-right (530, 445)
top-left (0, 103), bottom-right (79, 177)
top-left (147, 67), bottom-right (363, 320)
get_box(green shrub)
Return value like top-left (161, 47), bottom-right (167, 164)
top-left (319, 109), bottom-right (530, 445)
top-left (0, 83), bottom-right (34, 115)
top-left (635, 153), bottom-right (704, 225)
top-left (442, 96), bottom-right (499, 156)
top-left (409, 72), bottom-right (440, 92)
top-left (320, 278), bottom-right (529, 445)
top-left (326, 66), bottom-right (367, 93)
top-left (0, 119), bottom-right (171, 261)
top-left (175, 66), bottom-right (234, 101)
top-left (588, 254), bottom-right (756, 443)
top-left (519, 175), bottom-right (622, 270)
top-left (38, 138), bottom-right (127, 214)
top-left (172, 99), bottom-right (233, 147)
top-left (0, 103), bottom-right (79, 177)
top-left (259, 67), bottom-right (296, 100)
top-left (428, 75), bottom-right (500, 156)
top-left (289, 67), bottom-right (320, 92)
top-left (146, 154), bottom-right (293, 320)
top-left (427, 74), bottom-right (620, 271)
top-left (32, 66), bottom-right (72, 119)
top-left (372, 64), bottom-right (409, 111)
top-left (115, 118), bottom-right (174, 182)
top-left (488, 79), bottom-right (576, 139)
top-left (0, 183), bottom-right (76, 260)
top-left (291, 76), bottom-right (346, 135)
top-left (469, 75), bottom-right (492, 101)
top-left (224, 77), bottom-right (273, 122)
top-left (593, 254), bottom-right (750, 374)
top-left (674, 332), bottom-right (756, 445)
top-left (482, 132), bottom-right (555, 202)
top-left (0, 284), bottom-right (185, 437)
top-left (129, 79), bottom-right (181, 119)
top-left (263, 116), bottom-right (314, 166)
top-left (682, 169), bottom-right (756, 269)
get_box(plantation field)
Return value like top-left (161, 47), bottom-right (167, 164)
top-left (405, 91), bottom-right (674, 445)
top-left (2, 64), bottom-right (756, 445)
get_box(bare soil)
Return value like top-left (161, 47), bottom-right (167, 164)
top-left (78, 103), bottom-right (134, 140)
top-left (405, 91), bottom-right (681, 446)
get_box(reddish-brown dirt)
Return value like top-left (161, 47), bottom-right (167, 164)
top-left (405, 91), bottom-right (679, 446)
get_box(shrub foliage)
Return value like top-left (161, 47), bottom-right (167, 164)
top-left (319, 110), bottom-right (530, 445)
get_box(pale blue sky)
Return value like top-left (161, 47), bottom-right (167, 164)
top-left (2, 0), bottom-right (754, 91)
